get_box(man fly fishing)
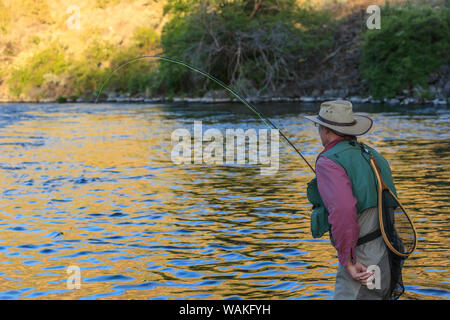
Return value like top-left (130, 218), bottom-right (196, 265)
top-left (97, 58), bottom-right (415, 300)
top-left (304, 100), bottom-right (408, 300)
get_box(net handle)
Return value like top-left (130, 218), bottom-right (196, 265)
top-left (371, 157), bottom-right (389, 191)
top-left (369, 157), bottom-right (417, 258)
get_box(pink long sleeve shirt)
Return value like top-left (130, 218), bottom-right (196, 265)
top-left (315, 137), bottom-right (360, 267)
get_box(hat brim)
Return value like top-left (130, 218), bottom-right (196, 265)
top-left (304, 114), bottom-right (373, 136)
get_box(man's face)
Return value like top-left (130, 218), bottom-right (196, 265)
top-left (317, 124), bottom-right (327, 146)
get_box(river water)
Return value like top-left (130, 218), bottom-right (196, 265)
top-left (0, 102), bottom-right (448, 300)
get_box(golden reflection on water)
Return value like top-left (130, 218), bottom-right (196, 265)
top-left (0, 103), bottom-right (448, 300)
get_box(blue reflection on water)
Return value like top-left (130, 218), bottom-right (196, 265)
top-left (0, 103), bottom-right (447, 300)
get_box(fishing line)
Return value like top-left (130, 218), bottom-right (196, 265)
top-left (95, 55), bottom-right (316, 173)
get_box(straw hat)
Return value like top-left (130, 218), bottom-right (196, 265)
top-left (304, 100), bottom-right (373, 136)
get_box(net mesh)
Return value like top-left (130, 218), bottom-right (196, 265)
top-left (371, 156), bottom-right (417, 299)
top-left (382, 190), bottom-right (416, 257)
top-left (382, 192), bottom-right (406, 299)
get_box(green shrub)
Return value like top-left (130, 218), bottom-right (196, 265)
top-left (3, 41), bottom-right (17, 56)
top-left (29, 36), bottom-right (41, 46)
top-left (159, 0), bottom-right (334, 96)
top-left (69, 63), bottom-right (106, 96)
top-left (68, 39), bottom-right (120, 96)
top-left (360, 3), bottom-right (450, 99)
top-left (56, 96), bottom-right (68, 103)
top-left (8, 43), bottom-right (69, 97)
top-left (132, 27), bottom-right (160, 50)
top-left (0, 0), bottom-right (11, 33)
top-left (84, 39), bottom-right (117, 62)
top-left (95, 0), bottom-right (124, 9)
top-left (89, 43), bottom-right (160, 96)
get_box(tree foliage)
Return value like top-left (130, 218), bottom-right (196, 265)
top-left (158, 0), bottom-right (334, 96)
top-left (360, 3), bottom-right (450, 99)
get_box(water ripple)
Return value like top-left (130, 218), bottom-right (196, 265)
top-left (0, 103), bottom-right (447, 300)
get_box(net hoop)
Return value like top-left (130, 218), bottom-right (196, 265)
top-left (369, 157), bottom-right (417, 258)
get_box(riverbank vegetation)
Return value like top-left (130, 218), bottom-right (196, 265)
top-left (360, 2), bottom-right (450, 99)
top-left (0, 0), bottom-right (448, 103)
top-left (157, 0), bottom-right (335, 98)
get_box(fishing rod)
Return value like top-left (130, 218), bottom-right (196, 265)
top-left (95, 55), bottom-right (316, 174)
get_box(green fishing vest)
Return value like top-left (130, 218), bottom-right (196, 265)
top-left (307, 140), bottom-right (397, 238)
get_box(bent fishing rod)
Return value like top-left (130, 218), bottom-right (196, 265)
top-left (95, 55), bottom-right (316, 174)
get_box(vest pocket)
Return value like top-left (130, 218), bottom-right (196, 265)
top-left (307, 177), bottom-right (331, 238)
top-left (311, 206), bottom-right (330, 238)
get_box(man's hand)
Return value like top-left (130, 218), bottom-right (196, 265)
top-left (345, 257), bottom-right (374, 286)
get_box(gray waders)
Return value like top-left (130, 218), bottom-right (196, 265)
top-left (333, 206), bottom-right (392, 300)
